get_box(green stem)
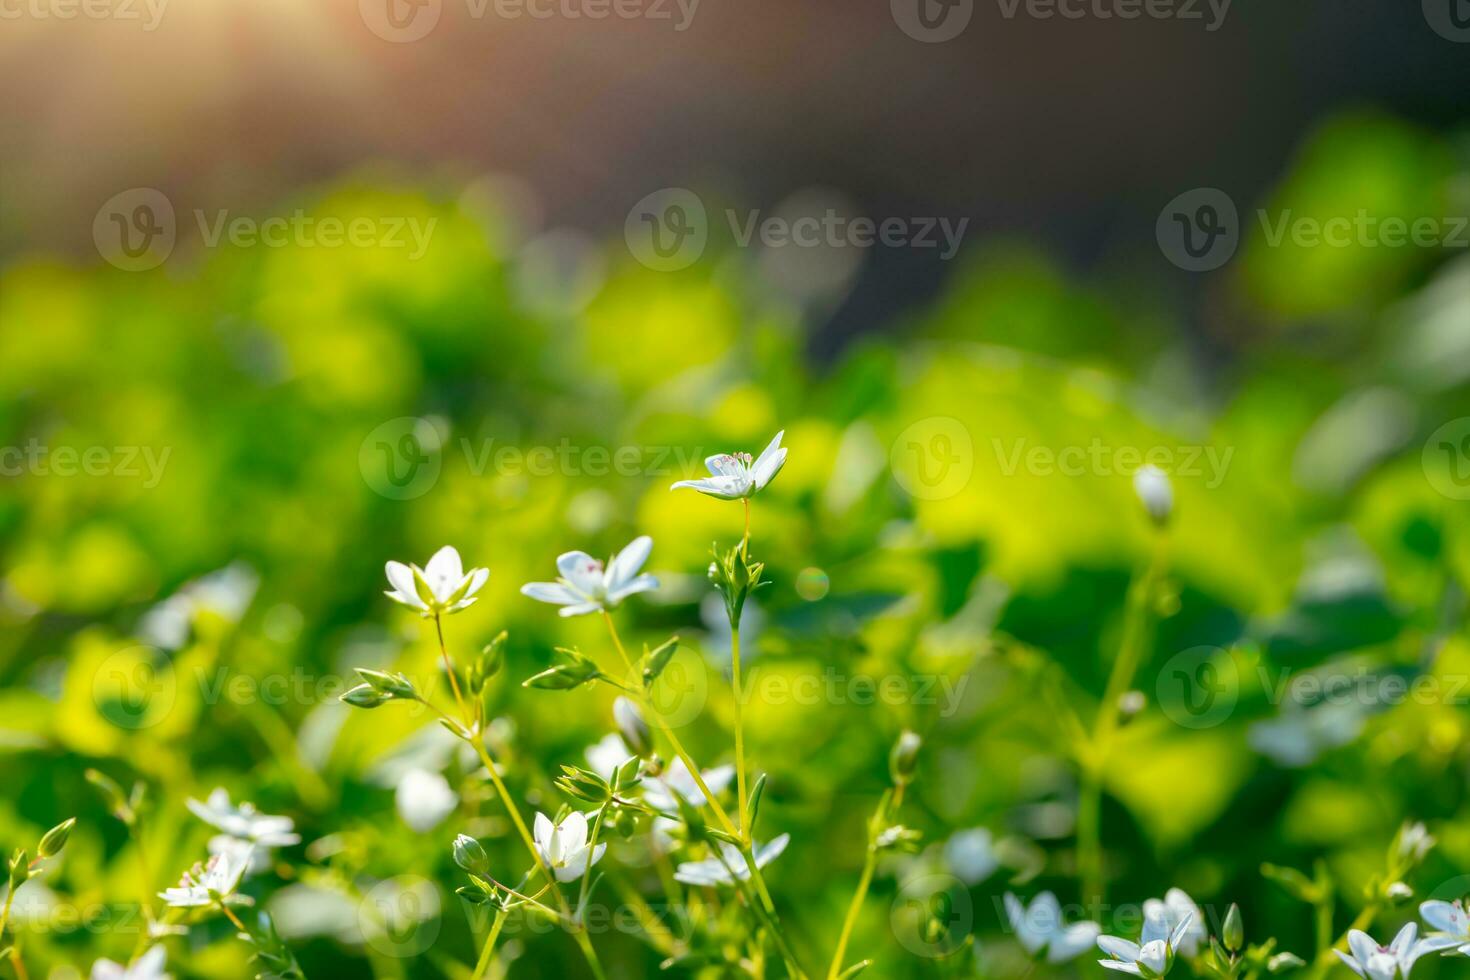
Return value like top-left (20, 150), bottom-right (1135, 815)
top-left (576, 805), bottom-right (610, 922)
top-left (732, 622), bottom-right (749, 842)
top-left (827, 853), bottom-right (875, 980)
top-left (572, 928), bottom-right (609, 980)
top-left (1078, 534), bottom-right (1167, 907)
top-left (471, 907), bottom-right (508, 980)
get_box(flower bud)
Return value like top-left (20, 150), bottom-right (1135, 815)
top-left (355, 669), bottom-right (416, 700)
top-left (1386, 881), bottom-right (1414, 904)
top-left (1118, 690), bottom-right (1146, 725)
top-left (613, 697), bottom-right (653, 758)
top-left (452, 834), bottom-right (490, 876)
top-left (341, 683), bottom-right (391, 708)
top-left (38, 818), bottom-right (76, 859)
top-left (468, 632), bottom-right (507, 696)
top-left (8, 850), bottom-right (28, 889)
top-left (889, 730), bottom-right (921, 787)
top-left (1133, 465), bottom-right (1173, 527)
top-left (1222, 902), bottom-right (1243, 953)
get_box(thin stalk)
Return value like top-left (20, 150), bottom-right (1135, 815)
top-left (575, 805), bottom-right (610, 921)
top-left (826, 790), bottom-right (891, 980)
top-left (429, 618), bottom-right (564, 909)
top-left (731, 621), bottom-right (749, 842)
top-left (1077, 534), bottom-right (1167, 907)
top-left (433, 613), bottom-right (472, 722)
top-left (471, 908), bottom-right (508, 980)
top-left (572, 928), bottom-right (609, 980)
top-left (712, 846), bottom-right (806, 980)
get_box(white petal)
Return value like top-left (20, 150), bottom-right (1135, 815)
top-left (607, 574), bottom-right (659, 605)
top-left (522, 582), bottom-right (580, 605)
top-left (1421, 900), bottom-right (1463, 934)
top-left (1098, 960), bottom-right (1143, 975)
top-left (385, 561), bottom-right (428, 609)
top-left (560, 810), bottom-right (589, 850)
top-left (556, 551), bottom-right (603, 595)
top-left (463, 567), bottom-right (489, 599)
top-left (671, 476), bottom-right (747, 499)
top-left (1334, 949), bottom-right (1367, 977)
top-left (1097, 936), bottom-right (1141, 962)
top-left (705, 453), bottom-right (744, 478)
top-left (606, 536), bottom-right (653, 589)
top-left (424, 546), bottom-right (464, 600)
top-left (1049, 922), bottom-right (1101, 963)
top-left (751, 438), bottom-right (787, 490)
top-left (1348, 931), bottom-right (1379, 966)
top-left (558, 601), bottom-right (603, 617)
top-left (755, 833), bottom-right (790, 868)
top-left (534, 812), bottom-right (554, 851)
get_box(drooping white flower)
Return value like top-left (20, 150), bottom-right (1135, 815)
top-left (1097, 909), bottom-right (1193, 976)
top-left (186, 788), bottom-right (300, 848)
top-left (534, 811), bottom-right (607, 883)
top-left (90, 946), bottom-right (170, 980)
top-left (1420, 899), bottom-right (1470, 956)
top-left (395, 768), bottom-right (458, 833)
top-left (674, 834), bottom-right (789, 888)
top-left (159, 842), bottom-right (251, 908)
top-left (384, 546), bottom-right (488, 616)
top-left (1133, 465), bottom-right (1173, 526)
top-left (944, 828), bottom-right (999, 886)
top-left (520, 536), bottom-right (659, 616)
top-left (1143, 888), bottom-right (1206, 957)
top-left (642, 759), bottom-right (735, 811)
top-left (1003, 891), bottom-right (1100, 963)
top-left (1335, 923), bottom-right (1456, 980)
top-left (671, 431), bottom-right (787, 500)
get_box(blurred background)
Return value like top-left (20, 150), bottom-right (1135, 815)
top-left (6, 0), bottom-right (1470, 976)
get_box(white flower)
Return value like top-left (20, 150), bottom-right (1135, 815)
top-left (945, 829), bottom-right (999, 886)
top-left (159, 842), bottom-right (251, 908)
top-left (1421, 899), bottom-right (1470, 955)
top-left (520, 536), bottom-right (659, 616)
top-left (186, 788), bottom-right (300, 848)
top-left (1399, 822), bottom-right (1435, 863)
top-left (1143, 888), bottom-right (1206, 958)
top-left (91, 946), bottom-right (170, 980)
top-left (395, 768), bottom-right (459, 833)
top-left (1097, 909), bottom-right (1193, 976)
top-left (586, 733), bottom-right (633, 781)
top-left (674, 834), bottom-right (789, 888)
top-left (534, 811), bottom-right (607, 883)
top-left (671, 431), bottom-right (787, 500)
top-left (384, 546), bottom-right (488, 616)
top-left (1335, 923), bottom-right (1456, 980)
top-left (1003, 892), bottom-right (1100, 963)
top-left (1133, 465), bottom-right (1173, 526)
top-left (138, 563), bottom-right (258, 650)
top-left (642, 759), bottom-right (735, 811)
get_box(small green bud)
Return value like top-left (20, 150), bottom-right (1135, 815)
top-left (889, 730), bottom-right (922, 786)
top-left (341, 683), bottom-right (391, 708)
top-left (523, 648), bottom-right (600, 691)
top-left (355, 669), bottom-right (416, 699)
top-left (613, 697), bottom-right (653, 758)
top-left (9, 850), bottom-right (29, 889)
top-left (38, 818), bottom-right (76, 859)
top-left (467, 632), bottom-right (508, 695)
top-left (452, 834), bottom-right (490, 876)
top-left (641, 637), bottom-right (679, 688)
top-left (1223, 903), bottom-right (1243, 953)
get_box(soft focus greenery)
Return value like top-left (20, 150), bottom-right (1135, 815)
top-left (4, 109), bottom-right (1470, 978)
